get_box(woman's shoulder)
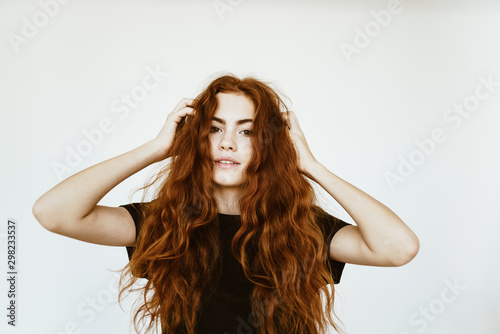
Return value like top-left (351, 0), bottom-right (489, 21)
top-left (311, 205), bottom-right (353, 233)
top-left (119, 199), bottom-right (157, 222)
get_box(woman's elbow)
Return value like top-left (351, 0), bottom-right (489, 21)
top-left (32, 199), bottom-right (59, 232)
top-left (393, 236), bottom-right (420, 266)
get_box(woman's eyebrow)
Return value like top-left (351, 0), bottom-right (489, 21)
top-left (212, 117), bottom-right (253, 125)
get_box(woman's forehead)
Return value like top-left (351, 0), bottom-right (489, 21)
top-left (214, 92), bottom-right (255, 121)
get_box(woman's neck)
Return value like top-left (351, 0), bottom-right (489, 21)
top-left (213, 185), bottom-right (242, 215)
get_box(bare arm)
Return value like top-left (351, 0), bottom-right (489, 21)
top-left (32, 98), bottom-right (196, 246)
top-left (285, 110), bottom-right (419, 267)
top-left (33, 140), bottom-right (163, 246)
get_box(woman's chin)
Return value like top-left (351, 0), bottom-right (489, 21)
top-left (212, 181), bottom-right (243, 189)
top-left (212, 176), bottom-right (244, 189)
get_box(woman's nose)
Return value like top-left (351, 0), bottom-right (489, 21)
top-left (219, 132), bottom-right (236, 151)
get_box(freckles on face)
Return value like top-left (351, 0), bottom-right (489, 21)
top-left (209, 92), bottom-right (255, 188)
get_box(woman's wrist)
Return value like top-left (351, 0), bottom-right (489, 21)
top-left (301, 159), bottom-right (324, 181)
top-left (145, 139), bottom-right (170, 163)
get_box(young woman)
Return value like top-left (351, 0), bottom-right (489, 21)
top-left (33, 74), bottom-right (419, 334)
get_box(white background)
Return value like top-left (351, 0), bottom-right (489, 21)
top-left (1, 0), bottom-right (499, 333)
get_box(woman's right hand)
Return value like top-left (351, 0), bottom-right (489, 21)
top-left (152, 98), bottom-right (195, 160)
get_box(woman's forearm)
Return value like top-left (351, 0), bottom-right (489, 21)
top-left (33, 139), bottom-right (164, 229)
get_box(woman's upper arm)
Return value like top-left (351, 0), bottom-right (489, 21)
top-left (42, 205), bottom-right (137, 247)
top-left (329, 225), bottom-right (400, 267)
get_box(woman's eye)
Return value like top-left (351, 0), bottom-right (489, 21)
top-left (210, 126), bottom-right (251, 135)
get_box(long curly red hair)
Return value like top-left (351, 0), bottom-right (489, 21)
top-left (117, 73), bottom-right (345, 334)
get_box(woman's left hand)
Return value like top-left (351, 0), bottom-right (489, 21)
top-left (284, 110), bottom-right (319, 177)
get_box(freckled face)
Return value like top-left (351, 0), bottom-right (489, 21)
top-left (210, 92), bottom-right (255, 188)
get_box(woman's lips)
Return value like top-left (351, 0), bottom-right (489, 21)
top-left (214, 161), bottom-right (240, 169)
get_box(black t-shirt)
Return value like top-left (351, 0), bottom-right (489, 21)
top-left (120, 202), bottom-right (352, 334)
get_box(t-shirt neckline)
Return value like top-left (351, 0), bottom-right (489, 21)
top-left (218, 212), bottom-right (240, 218)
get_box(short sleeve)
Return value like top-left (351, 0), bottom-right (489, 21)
top-left (119, 202), bottom-right (147, 261)
top-left (121, 201), bottom-right (156, 279)
top-left (314, 209), bottom-right (353, 285)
